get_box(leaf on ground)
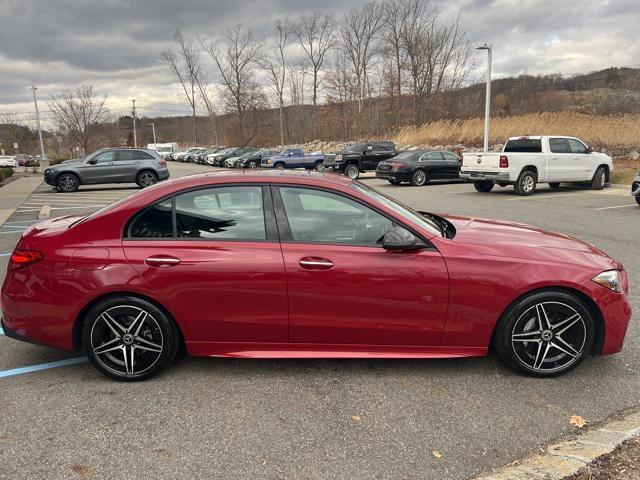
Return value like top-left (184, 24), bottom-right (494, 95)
top-left (570, 415), bottom-right (587, 428)
top-left (351, 415), bottom-right (361, 422)
top-left (432, 451), bottom-right (443, 459)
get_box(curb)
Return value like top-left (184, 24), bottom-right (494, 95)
top-left (474, 409), bottom-right (640, 480)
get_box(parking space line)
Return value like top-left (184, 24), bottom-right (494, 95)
top-left (595, 204), bottom-right (638, 211)
top-left (0, 357), bottom-right (88, 379)
top-left (506, 192), bottom-right (591, 201)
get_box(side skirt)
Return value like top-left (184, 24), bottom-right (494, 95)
top-left (185, 342), bottom-right (487, 359)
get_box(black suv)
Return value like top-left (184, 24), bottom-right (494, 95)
top-left (632, 170), bottom-right (640, 206)
top-left (323, 141), bottom-right (397, 179)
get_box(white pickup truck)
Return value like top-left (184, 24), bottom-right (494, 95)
top-left (460, 136), bottom-right (613, 195)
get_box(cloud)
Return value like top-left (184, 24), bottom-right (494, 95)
top-left (0, 0), bottom-right (638, 122)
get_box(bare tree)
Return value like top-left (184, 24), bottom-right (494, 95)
top-left (325, 51), bottom-right (356, 140)
top-left (202, 24), bottom-right (265, 146)
top-left (47, 85), bottom-right (107, 155)
top-left (382, 0), bottom-right (410, 125)
top-left (161, 30), bottom-right (202, 144)
top-left (340, 1), bottom-right (385, 133)
top-left (401, 0), bottom-right (471, 125)
top-left (292, 12), bottom-right (336, 136)
top-left (261, 18), bottom-right (290, 145)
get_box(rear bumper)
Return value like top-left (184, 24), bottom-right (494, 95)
top-left (376, 170), bottom-right (412, 182)
top-left (460, 171), bottom-right (512, 183)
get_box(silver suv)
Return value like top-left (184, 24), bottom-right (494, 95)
top-left (44, 148), bottom-right (170, 192)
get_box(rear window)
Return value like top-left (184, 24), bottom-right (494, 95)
top-left (503, 138), bottom-right (542, 153)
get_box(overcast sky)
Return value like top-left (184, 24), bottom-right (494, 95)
top-left (1, 0), bottom-right (638, 126)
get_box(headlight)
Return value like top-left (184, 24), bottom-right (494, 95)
top-left (592, 270), bottom-right (622, 293)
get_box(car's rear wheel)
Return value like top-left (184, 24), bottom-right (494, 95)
top-left (56, 173), bottom-right (80, 193)
top-left (410, 169), bottom-right (428, 186)
top-left (83, 296), bottom-right (179, 381)
top-left (247, 160), bottom-right (258, 168)
top-left (344, 164), bottom-right (360, 179)
top-left (388, 178), bottom-right (401, 185)
top-left (473, 181), bottom-right (494, 192)
top-left (514, 170), bottom-right (537, 196)
top-left (314, 160), bottom-right (323, 171)
top-left (137, 171), bottom-right (157, 188)
top-left (493, 290), bottom-right (594, 377)
top-left (592, 167), bottom-right (607, 190)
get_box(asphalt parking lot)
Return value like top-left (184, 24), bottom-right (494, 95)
top-left (0, 163), bottom-right (638, 480)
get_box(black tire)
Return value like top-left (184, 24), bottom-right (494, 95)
top-left (314, 160), bottom-right (323, 171)
top-left (636, 196), bottom-right (640, 206)
top-left (56, 173), bottom-right (80, 192)
top-left (274, 163), bottom-right (285, 170)
top-left (82, 296), bottom-right (179, 381)
top-left (247, 160), bottom-right (258, 169)
top-left (549, 183), bottom-right (561, 189)
top-left (591, 167), bottom-right (607, 190)
top-left (493, 290), bottom-right (594, 377)
top-left (136, 170), bottom-right (158, 188)
top-left (388, 178), bottom-right (401, 185)
top-left (473, 181), bottom-right (494, 193)
top-left (344, 163), bottom-right (360, 179)
top-left (410, 169), bottom-right (428, 186)
top-left (514, 170), bottom-right (537, 196)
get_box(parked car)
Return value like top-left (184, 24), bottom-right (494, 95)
top-left (0, 155), bottom-right (17, 168)
top-left (239, 148), bottom-right (280, 168)
top-left (195, 148), bottom-right (221, 164)
top-left (202, 147), bottom-right (228, 164)
top-left (208, 147), bottom-right (257, 166)
top-left (1, 171), bottom-right (630, 381)
top-left (261, 148), bottom-right (325, 170)
top-left (323, 141), bottom-right (397, 179)
top-left (170, 147), bottom-right (201, 162)
top-left (183, 148), bottom-right (208, 163)
top-left (14, 154), bottom-right (29, 166)
top-left (632, 170), bottom-right (640, 206)
top-left (460, 136), bottom-right (614, 196)
top-left (376, 150), bottom-right (462, 186)
top-left (42, 148), bottom-right (169, 192)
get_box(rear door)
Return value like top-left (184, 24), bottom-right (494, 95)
top-left (442, 152), bottom-right (462, 178)
top-left (122, 184), bottom-right (288, 345)
top-left (420, 152), bottom-right (448, 178)
top-left (548, 138), bottom-right (574, 181)
top-left (113, 150), bottom-right (139, 182)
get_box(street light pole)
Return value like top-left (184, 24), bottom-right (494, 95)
top-left (148, 122), bottom-right (156, 144)
top-left (132, 99), bottom-right (137, 148)
top-left (477, 44), bottom-right (492, 152)
top-left (31, 85), bottom-right (48, 167)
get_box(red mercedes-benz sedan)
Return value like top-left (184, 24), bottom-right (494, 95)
top-left (1, 171), bottom-right (632, 381)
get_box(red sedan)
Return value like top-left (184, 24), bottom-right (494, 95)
top-left (1, 171), bottom-right (631, 381)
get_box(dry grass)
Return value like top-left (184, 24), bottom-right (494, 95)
top-left (394, 112), bottom-right (640, 150)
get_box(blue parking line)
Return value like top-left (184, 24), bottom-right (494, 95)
top-left (0, 357), bottom-right (88, 378)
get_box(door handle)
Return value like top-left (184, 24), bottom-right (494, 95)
top-left (299, 257), bottom-right (334, 270)
top-left (145, 256), bottom-right (181, 267)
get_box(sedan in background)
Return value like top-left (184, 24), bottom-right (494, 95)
top-left (0, 156), bottom-right (17, 168)
top-left (42, 148), bottom-right (169, 192)
top-left (1, 171), bottom-right (631, 381)
top-left (238, 149), bottom-right (280, 168)
top-left (376, 150), bottom-right (462, 186)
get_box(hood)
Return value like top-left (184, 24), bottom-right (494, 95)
top-left (50, 159), bottom-right (85, 169)
top-left (441, 214), bottom-right (618, 270)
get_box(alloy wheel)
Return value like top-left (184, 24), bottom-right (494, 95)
top-left (413, 170), bottom-right (427, 185)
top-left (139, 172), bottom-right (157, 187)
top-left (522, 175), bottom-right (535, 193)
top-left (511, 301), bottom-right (586, 373)
top-left (345, 165), bottom-right (359, 179)
top-left (90, 305), bottom-right (164, 377)
top-left (58, 175), bottom-right (78, 192)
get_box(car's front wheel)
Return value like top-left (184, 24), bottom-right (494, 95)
top-left (247, 160), bottom-right (258, 168)
top-left (592, 167), bottom-right (607, 190)
top-left (56, 173), bottom-right (80, 192)
top-left (493, 290), bottom-right (594, 377)
top-left (137, 171), bottom-right (158, 188)
top-left (83, 296), bottom-right (179, 381)
top-left (344, 164), bottom-right (360, 179)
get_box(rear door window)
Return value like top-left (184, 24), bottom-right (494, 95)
top-left (115, 150), bottom-right (136, 161)
top-left (549, 138), bottom-right (571, 153)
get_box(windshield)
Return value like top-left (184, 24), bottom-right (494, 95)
top-left (350, 182), bottom-right (441, 236)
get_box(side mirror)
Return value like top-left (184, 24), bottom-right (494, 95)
top-left (87, 158), bottom-right (97, 165)
top-left (382, 226), bottom-right (424, 251)
top-left (585, 146), bottom-right (593, 154)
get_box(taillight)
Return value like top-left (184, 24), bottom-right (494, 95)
top-left (389, 162), bottom-right (404, 169)
top-left (8, 249), bottom-right (44, 271)
top-left (159, 160), bottom-right (167, 167)
top-left (499, 155), bottom-right (509, 168)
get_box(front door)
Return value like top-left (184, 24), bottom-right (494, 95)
top-left (122, 185), bottom-right (288, 345)
top-left (548, 138), bottom-right (574, 181)
top-left (78, 150), bottom-right (116, 184)
top-left (274, 185), bottom-right (449, 346)
top-left (567, 138), bottom-right (592, 181)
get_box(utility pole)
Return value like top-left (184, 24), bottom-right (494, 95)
top-left (132, 99), bottom-right (137, 148)
top-left (148, 122), bottom-right (156, 144)
top-left (31, 85), bottom-right (48, 167)
top-left (476, 44), bottom-right (492, 152)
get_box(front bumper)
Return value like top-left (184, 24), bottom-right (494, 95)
top-left (460, 171), bottom-right (512, 183)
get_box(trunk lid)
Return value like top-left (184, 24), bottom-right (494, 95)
top-left (462, 152), bottom-right (501, 170)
